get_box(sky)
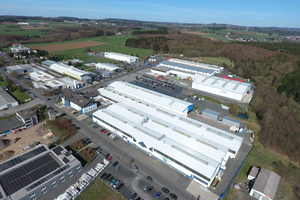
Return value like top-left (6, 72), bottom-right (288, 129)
top-left (0, 0), bottom-right (299, 28)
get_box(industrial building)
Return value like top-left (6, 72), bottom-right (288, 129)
top-left (95, 63), bottom-right (122, 72)
top-left (16, 109), bottom-right (38, 128)
top-left (0, 87), bottom-right (19, 110)
top-left (10, 44), bottom-right (30, 54)
top-left (42, 60), bottom-right (57, 67)
top-left (62, 90), bottom-right (97, 114)
top-left (30, 71), bottom-right (55, 82)
top-left (248, 167), bottom-right (281, 200)
top-left (222, 116), bottom-right (242, 128)
top-left (192, 74), bottom-right (251, 101)
top-left (168, 58), bottom-right (224, 72)
top-left (94, 70), bottom-right (116, 78)
top-left (49, 63), bottom-right (88, 80)
top-left (59, 77), bottom-right (83, 91)
top-left (93, 82), bottom-right (243, 188)
top-left (6, 64), bottom-right (48, 74)
top-left (0, 144), bottom-right (82, 200)
top-left (151, 66), bottom-right (197, 80)
top-left (104, 52), bottom-right (138, 63)
top-left (102, 81), bottom-right (193, 115)
top-left (202, 109), bottom-right (220, 121)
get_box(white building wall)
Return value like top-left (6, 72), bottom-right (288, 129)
top-left (82, 103), bottom-right (97, 113)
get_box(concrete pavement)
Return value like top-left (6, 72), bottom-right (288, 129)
top-left (0, 98), bottom-right (43, 117)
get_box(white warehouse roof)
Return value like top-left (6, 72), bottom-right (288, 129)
top-left (105, 52), bottom-right (138, 59)
top-left (95, 63), bottom-right (121, 71)
top-left (192, 75), bottom-right (251, 101)
top-left (30, 71), bottom-right (55, 82)
top-left (49, 63), bottom-right (88, 77)
top-left (169, 58), bottom-right (224, 71)
top-left (93, 101), bottom-right (243, 182)
top-left (103, 81), bottom-right (193, 115)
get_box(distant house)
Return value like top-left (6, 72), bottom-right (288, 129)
top-left (16, 108), bottom-right (38, 128)
top-left (248, 167), bottom-right (281, 200)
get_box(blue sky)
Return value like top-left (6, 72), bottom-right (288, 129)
top-left (0, 0), bottom-right (299, 28)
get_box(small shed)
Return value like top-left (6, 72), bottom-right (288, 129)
top-left (202, 109), bottom-right (220, 121)
top-left (247, 166), bottom-right (260, 181)
top-left (222, 116), bottom-right (241, 128)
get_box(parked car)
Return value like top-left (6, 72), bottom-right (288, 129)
top-left (110, 179), bottom-right (117, 185)
top-left (103, 129), bottom-right (108, 133)
top-left (113, 180), bottom-right (120, 188)
top-left (136, 198), bottom-right (141, 200)
top-left (132, 165), bottom-right (138, 172)
top-left (107, 176), bottom-right (114, 183)
top-left (165, 198), bottom-right (170, 200)
top-left (130, 193), bottom-right (137, 200)
top-left (104, 174), bottom-right (111, 181)
top-left (162, 187), bottom-right (170, 194)
top-left (143, 184), bottom-right (150, 191)
top-left (170, 193), bottom-right (177, 199)
top-left (147, 176), bottom-right (153, 182)
top-left (147, 186), bottom-right (153, 192)
top-left (116, 164), bottom-right (122, 170)
top-left (100, 172), bottom-right (107, 179)
top-left (116, 183), bottom-right (124, 191)
top-left (105, 153), bottom-right (110, 159)
top-left (112, 161), bottom-right (119, 167)
top-left (155, 192), bottom-right (161, 198)
top-left (107, 156), bottom-right (112, 162)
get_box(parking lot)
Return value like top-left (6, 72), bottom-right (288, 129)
top-left (98, 163), bottom-right (175, 200)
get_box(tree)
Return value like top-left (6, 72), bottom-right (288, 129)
top-left (153, 43), bottom-right (160, 52)
top-left (136, 54), bottom-right (139, 57)
top-left (230, 103), bottom-right (239, 115)
top-left (85, 47), bottom-right (91, 52)
top-left (163, 44), bottom-right (169, 53)
top-left (37, 58), bottom-right (42, 64)
top-left (18, 86), bottom-right (24, 93)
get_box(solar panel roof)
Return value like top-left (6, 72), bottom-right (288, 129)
top-left (52, 146), bottom-right (63, 156)
top-left (0, 154), bottom-right (60, 195)
top-left (0, 146), bottom-right (47, 172)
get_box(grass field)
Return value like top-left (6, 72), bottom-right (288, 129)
top-left (26, 35), bottom-right (152, 62)
top-left (0, 24), bottom-right (45, 36)
top-left (11, 90), bottom-right (32, 104)
top-left (77, 179), bottom-right (124, 200)
top-left (198, 57), bottom-right (234, 67)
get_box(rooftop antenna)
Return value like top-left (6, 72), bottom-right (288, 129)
top-left (246, 26), bottom-right (249, 31)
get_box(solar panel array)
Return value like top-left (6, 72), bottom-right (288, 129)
top-left (52, 146), bottom-right (63, 156)
top-left (0, 154), bottom-right (60, 195)
top-left (0, 146), bottom-right (47, 172)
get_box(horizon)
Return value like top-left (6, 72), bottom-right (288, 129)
top-left (0, 0), bottom-right (299, 28)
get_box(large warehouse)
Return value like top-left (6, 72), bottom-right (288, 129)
top-left (168, 58), bottom-right (224, 72)
top-left (93, 83), bottom-right (243, 188)
top-left (102, 81), bottom-right (193, 115)
top-left (0, 144), bottom-right (82, 200)
top-left (0, 87), bottom-right (19, 110)
top-left (158, 60), bottom-right (218, 76)
top-left (30, 71), bottom-right (55, 82)
top-left (192, 74), bottom-right (251, 101)
top-left (95, 63), bottom-right (122, 72)
top-left (104, 52), bottom-right (138, 63)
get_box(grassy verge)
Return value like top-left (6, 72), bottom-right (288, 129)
top-left (69, 139), bottom-right (86, 151)
top-left (77, 178), bottom-right (124, 200)
top-left (44, 119), bottom-right (76, 144)
top-left (0, 114), bottom-right (16, 121)
top-left (11, 90), bottom-right (32, 104)
top-left (88, 69), bottom-right (95, 73)
top-left (199, 57), bottom-right (234, 67)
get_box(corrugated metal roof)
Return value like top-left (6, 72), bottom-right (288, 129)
top-left (106, 81), bottom-right (192, 115)
top-left (159, 60), bottom-right (216, 74)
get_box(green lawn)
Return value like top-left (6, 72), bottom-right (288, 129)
top-left (203, 34), bottom-right (229, 42)
top-left (199, 57), bottom-right (234, 67)
top-left (78, 65), bottom-right (90, 70)
top-left (0, 25), bottom-right (45, 36)
top-left (78, 179), bottom-right (124, 200)
top-left (11, 90), bottom-right (32, 104)
top-left (87, 69), bottom-right (95, 73)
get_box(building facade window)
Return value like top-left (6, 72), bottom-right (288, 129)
top-left (138, 141), bottom-right (147, 148)
top-left (133, 138), bottom-right (136, 142)
top-left (149, 147), bottom-right (153, 152)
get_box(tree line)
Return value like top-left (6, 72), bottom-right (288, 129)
top-left (131, 27), bottom-right (168, 36)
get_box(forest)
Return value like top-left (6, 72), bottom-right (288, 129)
top-left (131, 27), bottom-right (168, 35)
top-left (125, 32), bottom-right (300, 197)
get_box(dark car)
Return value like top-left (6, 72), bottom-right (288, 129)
top-left (47, 98), bottom-right (50, 101)
top-left (147, 176), bottom-right (153, 182)
top-left (100, 172), bottom-right (107, 179)
top-left (165, 198), bottom-right (170, 200)
top-left (147, 186), bottom-right (153, 192)
top-left (136, 198), bottom-right (141, 200)
top-left (107, 176), bottom-right (114, 183)
top-left (116, 183), bottom-right (124, 191)
top-left (170, 193), bottom-right (177, 199)
top-left (104, 173), bottom-right (111, 181)
top-left (162, 187), bottom-right (170, 194)
top-left (132, 165), bottom-right (138, 172)
top-left (105, 153), bottom-right (110, 159)
top-left (130, 193), bottom-right (137, 200)
top-left (112, 161), bottom-right (119, 167)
